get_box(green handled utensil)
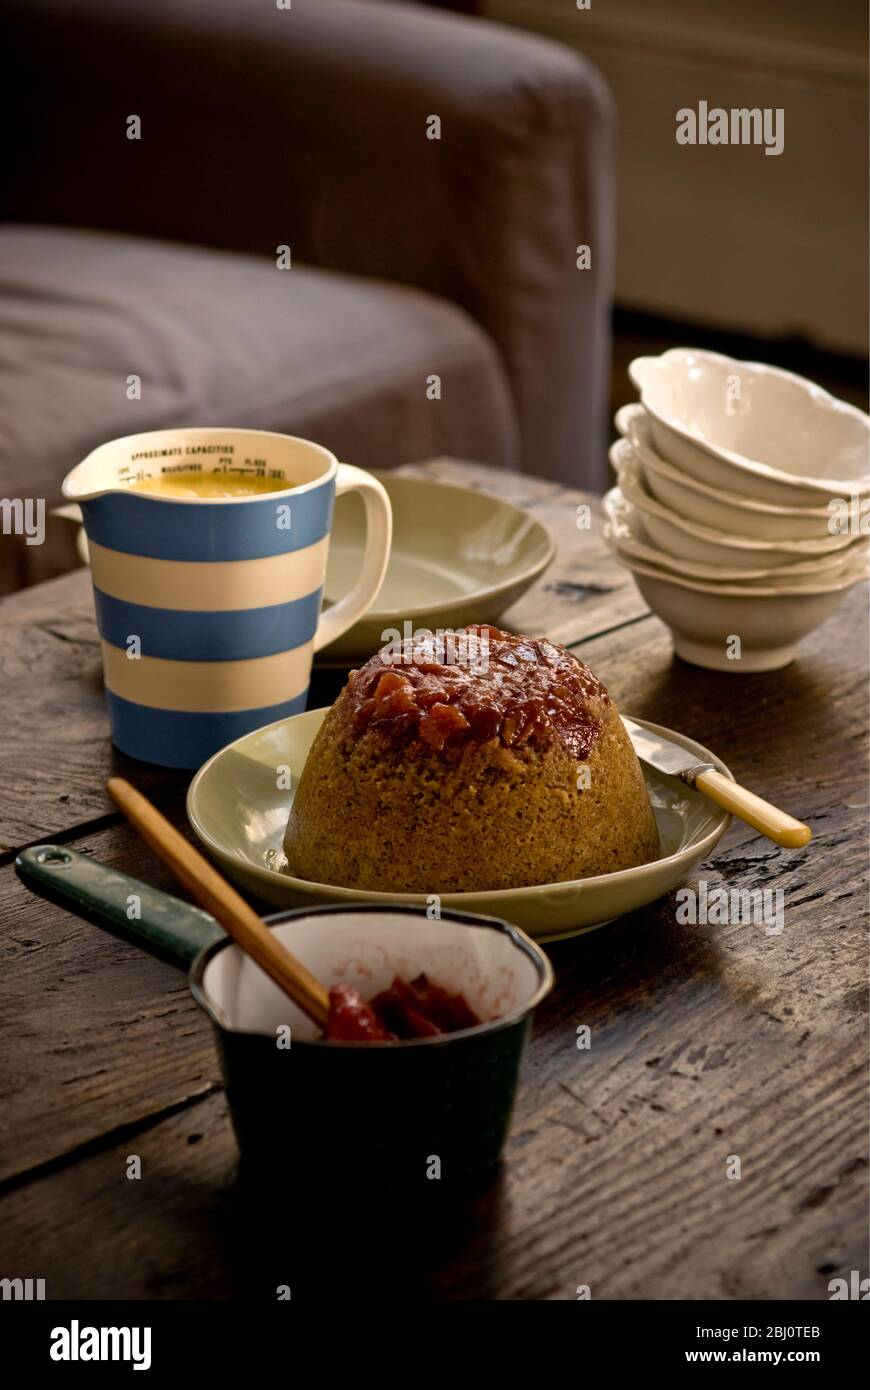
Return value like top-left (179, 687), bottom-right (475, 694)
top-left (15, 844), bottom-right (224, 965)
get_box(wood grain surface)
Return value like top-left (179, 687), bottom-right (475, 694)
top-left (0, 459), bottom-right (866, 1301)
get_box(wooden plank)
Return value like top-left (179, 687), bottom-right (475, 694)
top-left (0, 587), bottom-right (865, 1297)
top-left (0, 461), bottom-right (642, 855)
top-left (0, 811), bottom-right (225, 1185)
top-left (0, 568), bottom-right (189, 856)
top-left (0, 1091), bottom-right (239, 1301)
top-left (1, 814), bottom-right (865, 1299)
top-left (0, 460), bottom-right (865, 1298)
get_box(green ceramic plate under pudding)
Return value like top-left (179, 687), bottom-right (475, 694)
top-left (317, 472), bottom-right (555, 663)
top-left (187, 711), bottom-right (734, 942)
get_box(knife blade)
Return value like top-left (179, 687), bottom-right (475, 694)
top-left (621, 715), bottom-right (714, 783)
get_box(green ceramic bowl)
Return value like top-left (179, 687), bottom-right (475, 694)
top-left (190, 904), bottom-right (553, 1190)
top-left (318, 472), bottom-right (555, 662)
top-left (187, 712), bottom-right (734, 942)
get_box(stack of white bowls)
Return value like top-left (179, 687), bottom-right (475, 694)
top-left (604, 348), bottom-right (870, 671)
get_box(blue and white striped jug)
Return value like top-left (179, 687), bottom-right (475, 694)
top-left (63, 428), bottom-right (391, 768)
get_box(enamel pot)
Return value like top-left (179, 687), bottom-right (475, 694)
top-left (17, 845), bottom-right (553, 1194)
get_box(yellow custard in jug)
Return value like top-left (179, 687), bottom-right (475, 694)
top-left (129, 471), bottom-right (292, 499)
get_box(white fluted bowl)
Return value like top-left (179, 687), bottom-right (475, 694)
top-left (603, 486), bottom-right (866, 586)
top-left (604, 535), bottom-right (868, 672)
top-left (611, 428), bottom-right (851, 542)
top-left (612, 455), bottom-right (858, 568)
top-left (628, 348), bottom-right (870, 505)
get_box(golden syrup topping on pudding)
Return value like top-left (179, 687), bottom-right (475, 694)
top-left (349, 625), bottom-right (609, 759)
top-left (129, 471), bottom-right (291, 498)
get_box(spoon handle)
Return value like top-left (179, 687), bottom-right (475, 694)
top-left (106, 778), bottom-right (330, 1027)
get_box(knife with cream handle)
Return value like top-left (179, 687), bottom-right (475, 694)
top-left (622, 716), bottom-right (812, 849)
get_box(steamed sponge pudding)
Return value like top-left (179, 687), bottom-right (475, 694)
top-left (284, 626), bottom-right (660, 892)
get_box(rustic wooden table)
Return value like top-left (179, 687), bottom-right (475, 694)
top-left (0, 458), bottom-right (866, 1301)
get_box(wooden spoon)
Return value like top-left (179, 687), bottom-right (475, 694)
top-left (106, 777), bottom-right (330, 1029)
